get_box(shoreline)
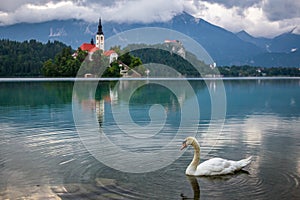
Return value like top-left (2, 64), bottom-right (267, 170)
top-left (1, 77), bottom-right (300, 82)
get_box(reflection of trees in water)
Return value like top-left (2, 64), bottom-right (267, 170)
top-left (89, 80), bottom-right (208, 128)
top-left (73, 80), bottom-right (207, 105)
top-left (74, 81), bottom-right (113, 102)
top-left (129, 83), bottom-right (180, 114)
top-left (112, 80), bottom-right (206, 103)
top-left (95, 80), bottom-right (207, 127)
top-left (0, 81), bottom-right (73, 107)
top-left (73, 80), bottom-right (208, 128)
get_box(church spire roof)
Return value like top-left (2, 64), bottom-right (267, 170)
top-left (97, 18), bottom-right (103, 35)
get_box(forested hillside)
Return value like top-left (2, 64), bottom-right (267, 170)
top-left (0, 39), bottom-right (69, 76)
top-left (127, 43), bottom-right (213, 77)
top-left (1, 39), bottom-right (299, 78)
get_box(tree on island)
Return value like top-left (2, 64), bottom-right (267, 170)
top-left (42, 47), bottom-right (88, 77)
top-left (42, 45), bottom-right (144, 77)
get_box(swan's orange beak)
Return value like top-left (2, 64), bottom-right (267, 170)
top-left (180, 141), bottom-right (187, 150)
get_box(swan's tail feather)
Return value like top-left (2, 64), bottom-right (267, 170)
top-left (238, 156), bottom-right (252, 168)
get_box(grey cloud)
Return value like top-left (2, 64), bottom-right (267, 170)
top-left (102, 0), bottom-right (185, 23)
top-left (80, 0), bottom-right (119, 7)
top-left (0, 0), bottom-right (35, 11)
top-left (263, 0), bottom-right (300, 21)
top-left (0, 0), bottom-right (109, 12)
top-left (0, 0), bottom-right (300, 37)
top-left (0, 0), bottom-right (60, 12)
top-left (200, 0), bottom-right (261, 8)
top-left (0, 0), bottom-right (188, 25)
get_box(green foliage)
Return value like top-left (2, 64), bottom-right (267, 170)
top-left (102, 61), bottom-right (122, 77)
top-left (125, 43), bottom-right (213, 77)
top-left (41, 59), bottom-right (58, 77)
top-left (119, 52), bottom-right (132, 66)
top-left (130, 48), bottom-right (198, 77)
top-left (76, 50), bottom-right (111, 77)
top-left (129, 56), bottom-right (143, 69)
top-left (42, 44), bottom-right (142, 78)
top-left (42, 47), bottom-right (88, 77)
top-left (218, 65), bottom-right (300, 77)
top-left (3, 38), bottom-right (298, 78)
top-left (0, 39), bottom-right (69, 77)
top-left (109, 45), bottom-right (122, 55)
top-left (218, 65), bottom-right (261, 77)
top-left (264, 67), bottom-right (300, 76)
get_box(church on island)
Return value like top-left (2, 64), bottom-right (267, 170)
top-left (78, 18), bottom-right (142, 78)
top-left (79, 18), bottom-right (119, 77)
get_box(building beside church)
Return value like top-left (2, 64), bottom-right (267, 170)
top-left (103, 50), bottom-right (118, 63)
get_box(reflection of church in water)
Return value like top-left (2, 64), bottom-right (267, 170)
top-left (92, 81), bottom-right (187, 127)
top-left (94, 88), bottom-right (118, 127)
top-left (82, 84), bottom-right (118, 127)
top-left (94, 83), bottom-right (120, 127)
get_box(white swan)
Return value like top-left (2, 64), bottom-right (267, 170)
top-left (181, 137), bottom-right (252, 176)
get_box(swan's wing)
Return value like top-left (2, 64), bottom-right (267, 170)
top-left (196, 158), bottom-right (236, 176)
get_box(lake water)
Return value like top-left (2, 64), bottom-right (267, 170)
top-left (0, 79), bottom-right (300, 199)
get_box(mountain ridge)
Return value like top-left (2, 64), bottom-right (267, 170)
top-left (1, 12), bottom-right (299, 67)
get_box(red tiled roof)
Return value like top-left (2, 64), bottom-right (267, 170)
top-left (90, 47), bottom-right (100, 53)
top-left (104, 50), bottom-right (116, 56)
top-left (80, 43), bottom-right (99, 52)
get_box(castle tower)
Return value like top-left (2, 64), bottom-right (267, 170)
top-left (96, 18), bottom-right (104, 52)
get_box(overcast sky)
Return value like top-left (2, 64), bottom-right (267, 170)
top-left (0, 0), bottom-right (299, 38)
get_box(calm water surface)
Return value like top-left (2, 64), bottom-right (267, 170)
top-left (0, 79), bottom-right (300, 199)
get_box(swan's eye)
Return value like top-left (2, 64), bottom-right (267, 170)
top-left (182, 140), bottom-right (187, 145)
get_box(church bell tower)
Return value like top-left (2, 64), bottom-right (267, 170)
top-left (96, 18), bottom-right (104, 52)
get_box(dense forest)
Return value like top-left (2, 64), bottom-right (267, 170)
top-left (0, 39), bottom-right (142, 77)
top-left (0, 39), bottom-right (299, 77)
top-left (0, 39), bottom-right (69, 77)
top-left (218, 65), bottom-right (300, 77)
top-left (126, 43), bottom-right (212, 77)
top-left (128, 43), bottom-right (300, 77)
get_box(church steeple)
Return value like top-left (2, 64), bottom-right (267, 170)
top-left (97, 18), bottom-right (103, 35)
top-left (96, 18), bottom-right (104, 51)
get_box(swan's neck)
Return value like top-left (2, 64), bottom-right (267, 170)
top-left (189, 139), bottom-right (200, 169)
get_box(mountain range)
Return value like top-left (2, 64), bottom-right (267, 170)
top-left (1, 12), bottom-right (299, 67)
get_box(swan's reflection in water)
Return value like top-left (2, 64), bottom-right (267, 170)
top-left (181, 176), bottom-right (200, 200)
top-left (181, 170), bottom-right (250, 200)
